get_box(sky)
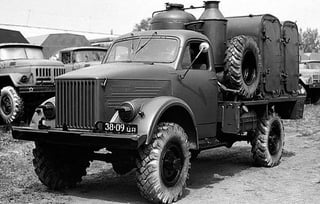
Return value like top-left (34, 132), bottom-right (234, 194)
top-left (0, 0), bottom-right (318, 40)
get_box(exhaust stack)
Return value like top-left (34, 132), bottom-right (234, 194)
top-left (199, 1), bottom-right (227, 70)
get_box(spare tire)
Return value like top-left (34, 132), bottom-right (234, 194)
top-left (224, 35), bottom-right (262, 99)
top-left (0, 86), bottom-right (23, 124)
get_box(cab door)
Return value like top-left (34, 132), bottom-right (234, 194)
top-left (173, 40), bottom-right (218, 139)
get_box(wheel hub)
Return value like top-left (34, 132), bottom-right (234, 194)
top-left (1, 95), bottom-right (12, 115)
top-left (161, 142), bottom-right (184, 187)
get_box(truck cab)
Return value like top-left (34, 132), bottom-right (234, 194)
top-left (105, 30), bottom-right (219, 139)
top-left (58, 46), bottom-right (108, 70)
top-left (27, 30), bottom-right (218, 147)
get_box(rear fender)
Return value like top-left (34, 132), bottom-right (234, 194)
top-left (111, 96), bottom-right (198, 149)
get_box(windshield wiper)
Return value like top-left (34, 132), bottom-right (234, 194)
top-left (134, 32), bottom-right (157, 55)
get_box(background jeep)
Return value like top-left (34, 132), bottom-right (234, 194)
top-left (0, 43), bottom-right (65, 125)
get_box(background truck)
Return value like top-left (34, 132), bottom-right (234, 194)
top-left (58, 46), bottom-right (108, 70)
top-left (0, 42), bottom-right (66, 125)
top-left (12, 1), bottom-right (305, 203)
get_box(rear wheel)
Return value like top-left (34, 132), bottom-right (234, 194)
top-left (136, 123), bottom-right (190, 204)
top-left (251, 114), bottom-right (284, 167)
top-left (33, 142), bottom-right (91, 189)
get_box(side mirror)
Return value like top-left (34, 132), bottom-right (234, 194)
top-left (179, 42), bottom-right (210, 80)
top-left (199, 42), bottom-right (209, 53)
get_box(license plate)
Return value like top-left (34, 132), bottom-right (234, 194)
top-left (104, 122), bottom-right (138, 134)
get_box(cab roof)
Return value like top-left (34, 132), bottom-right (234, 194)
top-left (0, 43), bottom-right (42, 49)
top-left (59, 46), bottom-right (108, 52)
top-left (117, 29), bottom-right (209, 42)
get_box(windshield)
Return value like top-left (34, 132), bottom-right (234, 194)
top-left (106, 37), bottom-right (179, 63)
top-left (0, 47), bottom-right (44, 60)
top-left (61, 50), bottom-right (107, 64)
top-left (73, 50), bottom-right (107, 63)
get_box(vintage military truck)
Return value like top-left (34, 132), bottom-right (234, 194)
top-left (58, 46), bottom-right (108, 71)
top-left (12, 1), bottom-right (305, 203)
top-left (0, 42), bottom-right (65, 125)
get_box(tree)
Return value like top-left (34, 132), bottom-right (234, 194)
top-left (133, 18), bottom-right (151, 32)
top-left (300, 28), bottom-right (320, 53)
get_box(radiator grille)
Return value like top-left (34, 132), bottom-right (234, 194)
top-left (56, 79), bottom-right (98, 129)
top-left (35, 67), bottom-right (66, 82)
top-left (36, 68), bottom-right (51, 77)
top-left (54, 68), bottom-right (66, 77)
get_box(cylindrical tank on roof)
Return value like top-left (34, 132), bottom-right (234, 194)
top-left (199, 1), bottom-right (227, 70)
top-left (151, 3), bottom-right (196, 30)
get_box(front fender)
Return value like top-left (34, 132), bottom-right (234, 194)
top-left (111, 96), bottom-right (197, 146)
top-left (0, 73), bottom-right (24, 87)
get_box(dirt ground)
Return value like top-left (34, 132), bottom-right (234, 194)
top-left (1, 104), bottom-right (320, 204)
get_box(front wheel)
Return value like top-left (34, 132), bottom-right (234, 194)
top-left (0, 86), bottom-right (23, 124)
top-left (136, 123), bottom-right (190, 204)
top-left (251, 114), bottom-right (285, 167)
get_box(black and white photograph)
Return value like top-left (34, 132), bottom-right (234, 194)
top-left (0, 0), bottom-right (319, 203)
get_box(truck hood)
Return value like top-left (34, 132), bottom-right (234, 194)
top-left (57, 62), bottom-right (174, 80)
top-left (0, 59), bottom-right (63, 68)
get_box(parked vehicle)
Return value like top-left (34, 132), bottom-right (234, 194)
top-left (299, 60), bottom-right (320, 104)
top-left (58, 46), bottom-right (108, 70)
top-left (12, 1), bottom-right (305, 203)
top-left (0, 43), bottom-right (65, 125)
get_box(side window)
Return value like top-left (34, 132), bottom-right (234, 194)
top-left (61, 52), bottom-right (71, 64)
top-left (108, 46), bottom-right (130, 61)
top-left (181, 41), bottom-right (209, 70)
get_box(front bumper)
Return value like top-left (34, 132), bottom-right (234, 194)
top-left (12, 127), bottom-right (147, 150)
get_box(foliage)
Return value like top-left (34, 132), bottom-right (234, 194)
top-left (133, 18), bottom-right (151, 32)
top-left (300, 28), bottom-right (320, 53)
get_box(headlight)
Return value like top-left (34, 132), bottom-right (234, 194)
top-left (40, 101), bottom-right (56, 120)
top-left (116, 102), bottom-right (138, 123)
top-left (20, 75), bottom-right (29, 83)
